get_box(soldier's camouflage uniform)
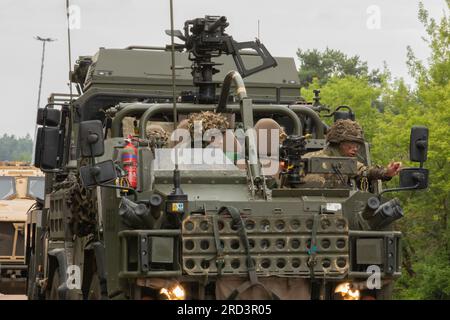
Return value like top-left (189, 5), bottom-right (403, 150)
top-left (303, 146), bottom-right (391, 188)
top-left (146, 124), bottom-right (169, 147)
top-left (303, 119), bottom-right (391, 188)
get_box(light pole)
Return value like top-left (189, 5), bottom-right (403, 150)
top-left (32, 36), bottom-right (56, 163)
top-left (35, 36), bottom-right (56, 110)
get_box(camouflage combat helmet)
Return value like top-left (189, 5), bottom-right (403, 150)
top-left (326, 119), bottom-right (364, 144)
top-left (187, 111), bottom-right (229, 136)
top-left (146, 124), bottom-right (169, 147)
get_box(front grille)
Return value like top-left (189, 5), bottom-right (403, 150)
top-left (182, 214), bottom-right (349, 278)
top-left (0, 221), bottom-right (25, 262)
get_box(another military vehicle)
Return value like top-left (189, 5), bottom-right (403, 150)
top-left (0, 162), bottom-right (44, 294)
top-left (26, 15), bottom-right (429, 300)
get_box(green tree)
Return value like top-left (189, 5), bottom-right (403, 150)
top-left (301, 75), bottom-right (382, 141)
top-left (0, 133), bottom-right (33, 162)
top-left (299, 1), bottom-right (449, 299)
top-left (371, 1), bottom-right (450, 299)
top-left (297, 47), bottom-right (382, 88)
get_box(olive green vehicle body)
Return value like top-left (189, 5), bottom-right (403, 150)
top-left (27, 44), bottom-right (414, 300)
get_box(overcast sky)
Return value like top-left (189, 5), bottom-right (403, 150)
top-left (0, 0), bottom-right (447, 138)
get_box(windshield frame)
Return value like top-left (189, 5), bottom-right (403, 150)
top-left (0, 176), bottom-right (17, 200)
top-left (27, 176), bottom-right (45, 200)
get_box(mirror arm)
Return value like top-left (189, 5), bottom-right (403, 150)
top-left (97, 182), bottom-right (138, 201)
top-left (87, 144), bottom-right (138, 200)
top-left (89, 143), bottom-right (96, 166)
top-left (378, 183), bottom-right (419, 199)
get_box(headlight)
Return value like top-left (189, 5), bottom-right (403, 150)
top-left (334, 282), bottom-right (360, 300)
top-left (160, 284), bottom-right (186, 300)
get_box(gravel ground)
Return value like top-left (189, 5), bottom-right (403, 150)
top-left (0, 294), bottom-right (27, 300)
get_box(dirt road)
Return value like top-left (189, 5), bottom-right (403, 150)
top-left (0, 294), bottom-right (27, 300)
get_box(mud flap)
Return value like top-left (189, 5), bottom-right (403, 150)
top-left (91, 242), bottom-right (108, 300)
top-left (48, 249), bottom-right (68, 300)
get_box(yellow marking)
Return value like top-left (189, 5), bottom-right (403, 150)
top-left (236, 87), bottom-right (247, 95)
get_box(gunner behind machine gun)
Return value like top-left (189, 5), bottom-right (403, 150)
top-left (303, 119), bottom-right (402, 189)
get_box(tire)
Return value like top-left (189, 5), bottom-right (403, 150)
top-left (46, 269), bottom-right (60, 300)
top-left (87, 273), bottom-right (101, 300)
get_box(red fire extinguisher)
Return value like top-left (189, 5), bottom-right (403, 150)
top-left (122, 137), bottom-right (138, 188)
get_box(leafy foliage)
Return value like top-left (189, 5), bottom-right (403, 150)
top-left (298, 2), bottom-right (450, 299)
top-left (297, 47), bottom-right (382, 88)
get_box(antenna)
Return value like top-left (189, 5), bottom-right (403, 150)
top-left (64, 0), bottom-right (76, 269)
top-left (169, 0), bottom-right (178, 130)
top-left (169, 0), bottom-right (180, 175)
top-left (258, 19), bottom-right (260, 40)
top-left (167, 0), bottom-right (187, 220)
top-left (66, 0), bottom-right (73, 102)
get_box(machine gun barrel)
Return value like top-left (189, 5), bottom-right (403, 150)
top-left (208, 16), bottom-right (227, 32)
top-left (173, 15), bottom-right (277, 104)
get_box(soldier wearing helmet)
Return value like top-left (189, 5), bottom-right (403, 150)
top-left (304, 119), bottom-right (401, 187)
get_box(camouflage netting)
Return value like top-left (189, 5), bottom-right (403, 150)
top-left (187, 111), bottom-right (229, 136)
top-left (146, 124), bottom-right (169, 147)
top-left (326, 119), bottom-right (364, 144)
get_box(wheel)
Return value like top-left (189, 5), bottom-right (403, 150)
top-left (46, 269), bottom-right (60, 300)
top-left (87, 273), bottom-right (101, 300)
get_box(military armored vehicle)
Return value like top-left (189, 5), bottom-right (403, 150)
top-left (0, 162), bottom-right (44, 294)
top-left (26, 15), bottom-right (429, 300)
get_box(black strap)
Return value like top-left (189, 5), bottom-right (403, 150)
top-left (218, 206), bottom-right (280, 300)
top-left (211, 215), bottom-right (224, 275)
top-left (307, 213), bottom-right (320, 299)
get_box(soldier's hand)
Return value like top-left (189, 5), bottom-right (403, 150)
top-left (385, 161), bottom-right (402, 177)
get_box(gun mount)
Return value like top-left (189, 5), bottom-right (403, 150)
top-left (167, 15), bottom-right (277, 103)
top-left (279, 135), bottom-right (310, 187)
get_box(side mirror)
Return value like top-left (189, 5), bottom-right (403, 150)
top-left (36, 108), bottom-right (61, 126)
top-left (410, 126), bottom-right (428, 163)
top-left (80, 160), bottom-right (117, 188)
top-left (399, 168), bottom-right (429, 190)
top-left (34, 127), bottom-right (62, 170)
top-left (79, 120), bottom-right (104, 157)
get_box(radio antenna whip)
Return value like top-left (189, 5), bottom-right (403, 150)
top-left (169, 0), bottom-right (178, 131)
top-left (66, 0), bottom-right (73, 102)
top-left (169, 0), bottom-right (181, 193)
top-left (258, 19), bottom-right (260, 40)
